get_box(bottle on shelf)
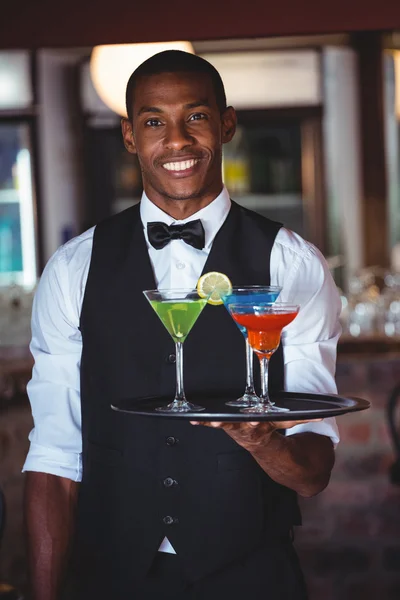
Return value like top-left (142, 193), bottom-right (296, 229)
top-left (223, 126), bottom-right (250, 195)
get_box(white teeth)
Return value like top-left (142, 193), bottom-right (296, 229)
top-left (163, 159), bottom-right (199, 171)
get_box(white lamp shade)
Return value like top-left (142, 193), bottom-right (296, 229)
top-left (89, 41), bottom-right (194, 117)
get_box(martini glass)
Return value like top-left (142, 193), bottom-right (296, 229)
top-left (143, 289), bottom-right (209, 412)
top-left (228, 303), bottom-right (300, 414)
top-left (222, 287), bottom-right (281, 407)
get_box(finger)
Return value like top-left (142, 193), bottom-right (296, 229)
top-left (192, 421), bottom-right (225, 428)
top-left (215, 422), bottom-right (240, 432)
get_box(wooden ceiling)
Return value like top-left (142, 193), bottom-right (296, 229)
top-left (2, 0), bottom-right (400, 49)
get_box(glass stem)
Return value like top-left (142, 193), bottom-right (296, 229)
top-left (174, 341), bottom-right (187, 405)
top-left (244, 337), bottom-right (256, 394)
top-left (259, 354), bottom-right (272, 405)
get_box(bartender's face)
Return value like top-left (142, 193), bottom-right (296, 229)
top-left (122, 71), bottom-right (236, 208)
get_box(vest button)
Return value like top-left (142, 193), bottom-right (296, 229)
top-left (166, 354), bottom-right (176, 364)
top-left (166, 436), bottom-right (178, 446)
top-left (163, 477), bottom-right (177, 488)
top-left (163, 515), bottom-right (178, 525)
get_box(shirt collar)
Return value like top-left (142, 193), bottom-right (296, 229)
top-left (140, 186), bottom-right (231, 250)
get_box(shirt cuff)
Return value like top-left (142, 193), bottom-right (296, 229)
top-left (284, 417), bottom-right (340, 446)
top-left (22, 441), bottom-right (82, 482)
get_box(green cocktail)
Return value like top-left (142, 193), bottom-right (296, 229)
top-left (150, 299), bottom-right (207, 343)
top-left (143, 289), bottom-right (210, 412)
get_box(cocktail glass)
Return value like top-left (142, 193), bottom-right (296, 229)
top-left (222, 287), bottom-right (281, 407)
top-left (228, 303), bottom-right (300, 414)
top-left (143, 289), bottom-right (209, 412)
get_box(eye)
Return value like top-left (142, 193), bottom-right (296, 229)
top-left (145, 118), bottom-right (162, 127)
top-left (189, 113), bottom-right (207, 122)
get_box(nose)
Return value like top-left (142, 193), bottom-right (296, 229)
top-left (164, 121), bottom-right (194, 150)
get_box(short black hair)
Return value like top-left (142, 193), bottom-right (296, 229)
top-left (125, 50), bottom-right (227, 121)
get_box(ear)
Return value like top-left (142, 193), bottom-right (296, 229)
top-left (221, 106), bottom-right (237, 144)
top-left (121, 118), bottom-right (137, 155)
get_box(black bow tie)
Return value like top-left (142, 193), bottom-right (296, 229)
top-left (147, 219), bottom-right (205, 250)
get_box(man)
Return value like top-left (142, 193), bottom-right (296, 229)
top-left (24, 50), bottom-right (341, 600)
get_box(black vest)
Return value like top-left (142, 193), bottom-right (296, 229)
top-left (72, 201), bottom-right (301, 597)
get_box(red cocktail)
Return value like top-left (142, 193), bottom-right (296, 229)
top-left (229, 304), bottom-right (300, 413)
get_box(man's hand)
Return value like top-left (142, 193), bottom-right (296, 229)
top-left (190, 419), bottom-right (321, 452)
top-left (190, 419), bottom-right (334, 497)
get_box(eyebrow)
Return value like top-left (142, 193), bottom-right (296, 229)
top-left (137, 106), bottom-right (163, 116)
top-left (137, 100), bottom-right (211, 117)
top-left (184, 100), bottom-right (211, 110)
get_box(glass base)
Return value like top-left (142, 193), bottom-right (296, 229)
top-left (240, 401), bottom-right (290, 414)
top-left (155, 401), bottom-right (205, 413)
top-left (226, 392), bottom-right (259, 408)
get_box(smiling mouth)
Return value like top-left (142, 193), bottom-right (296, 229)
top-left (162, 158), bottom-right (200, 172)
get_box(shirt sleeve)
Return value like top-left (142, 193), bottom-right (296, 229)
top-left (22, 245), bottom-right (84, 482)
top-left (271, 231), bottom-right (341, 445)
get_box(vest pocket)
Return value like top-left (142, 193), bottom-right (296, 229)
top-left (87, 440), bottom-right (123, 466)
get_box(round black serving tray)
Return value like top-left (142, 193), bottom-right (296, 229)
top-left (111, 391), bottom-right (370, 422)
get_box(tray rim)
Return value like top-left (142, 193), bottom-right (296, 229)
top-left (111, 391), bottom-right (371, 422)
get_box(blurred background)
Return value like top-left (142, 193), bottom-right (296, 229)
top-left (1, 1), bottom-right (400, 598)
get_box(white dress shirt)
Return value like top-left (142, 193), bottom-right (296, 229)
top-left (23, 186), bottom-right (341, 482)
